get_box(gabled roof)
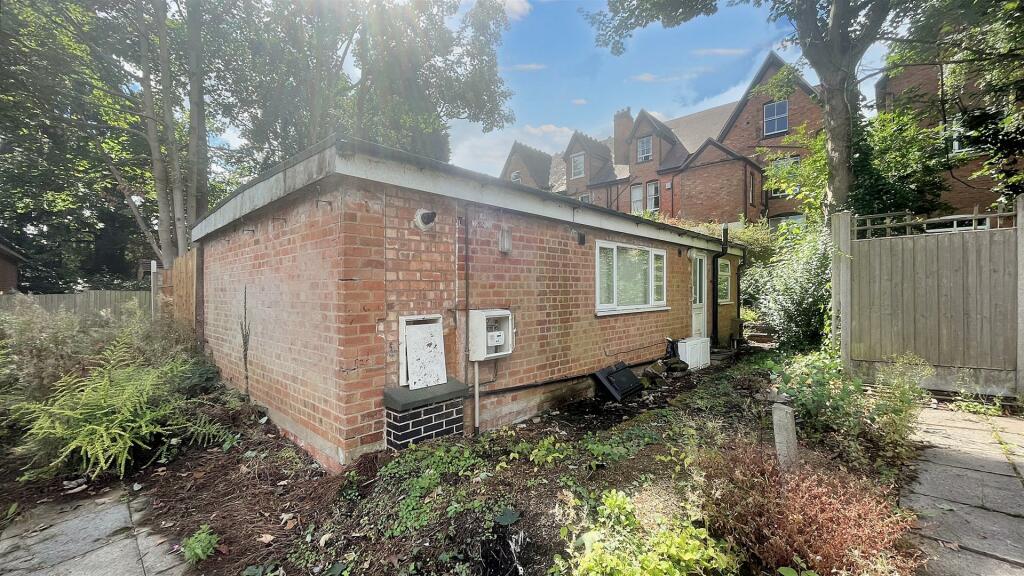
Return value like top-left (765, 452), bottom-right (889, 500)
top-left (715, 51), bottom-right (819, 142)
top-left (680, 138), bottom-right (762, 172)
top-left (0, 236), bottom-right (26, 263)
top-left (663, 101), bottom-right (738, 151)
top-left (501, 141), bottom-right (554, 189)
top-left (562, 131), bottom-right (612, 161)
top-left (628, 109), bottom-right (681, 146)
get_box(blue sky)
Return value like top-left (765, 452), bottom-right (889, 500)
top-left (450, 0), bottom-right (888, 175)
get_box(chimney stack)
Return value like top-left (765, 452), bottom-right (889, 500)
top-left (613, 107), bottom-right (633, 164)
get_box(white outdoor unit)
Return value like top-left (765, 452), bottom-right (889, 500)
top-left (468, 309), bottom-right (514, 361)
top-left (677, 337), bottom-right (710, 370)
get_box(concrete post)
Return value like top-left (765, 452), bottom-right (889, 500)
top-left (831, 211), bottom-right (853, 373)
top-left (1016, 200), bottom-right (1023, 397)
top-left (772, 402), bottom-right (798, 470)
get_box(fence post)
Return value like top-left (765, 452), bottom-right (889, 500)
top-left (150, 260), bottom-right (158, 317)
top-left (831, 211), bottom-right (853, 373)
top-left (1017, 200), bottom-right (1023, 397)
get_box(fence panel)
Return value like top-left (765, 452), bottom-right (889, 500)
top-left (839, 208), bottom-right (1020, 396)
top-left (0, 290), bottom-right (152, 317)
top-left (160, 250), bottom-right (198, 329)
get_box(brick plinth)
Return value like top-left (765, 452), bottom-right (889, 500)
top-left (386, 398), bottom-right (464, 450)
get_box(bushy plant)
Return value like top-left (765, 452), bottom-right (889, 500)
top-left (871, 355), bottom-right (931, 464)
top-left (182, 524), bottom-right (220, 565)
top-left (552, 489), bottom-right (740, 576)
top-left (701, 442), bottom-right (918, 576)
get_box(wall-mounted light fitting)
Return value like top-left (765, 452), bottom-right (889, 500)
top-left (413, 208), bottom-right (437, 231)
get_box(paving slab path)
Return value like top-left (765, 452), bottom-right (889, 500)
top-left (0, 486), bottom-right (183, 576)
top-left (903, 408), bottom-right (1024, 576)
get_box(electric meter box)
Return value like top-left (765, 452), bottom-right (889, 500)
top-left (468, 309), bottom-right (514, 361)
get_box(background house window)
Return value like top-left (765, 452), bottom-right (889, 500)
top-left (570, 152), bottom-right (585, 179)
top-left (768, 213), bottom-right (806, 229)
top-left (646, 181), bottom-right (660, 212)
top-left (768, 156), bottom-right (800, 197)
top-left (596, 241), bottom-right (667, 312)
top-left (579, 193), bottom-right (592, 203)
top-left (510, 170), bottom-right (521, 183)
top-left (747, 172), bottom-right (755, 205)
top-left (717, 260), bottom-right (731, 303)
top-left (763, 100), bottom-right (789, 136)
top-left (630, 184), bottom-right (643, 213)
top-left (637, 135), bottom-right (653, 162)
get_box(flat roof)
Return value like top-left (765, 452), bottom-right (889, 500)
top-left (193, 135), bottom-right (744, 257)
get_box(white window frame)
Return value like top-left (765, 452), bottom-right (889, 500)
top-left (768, 214), bottom-right (806, 229)
top-left (646, 181), bottom-right (660, 212)
top-left (595, 240), bottom-right (668, 315)
top-left (630, 184), bottom-right (643, 213)
top-left (637, 135), bottom-right (653, 163)
top-left (510, 170), bottom-right (521, 183)
top-left (717, 260), bottom-right (731, 304)
top-left (763, 100), bottom-right (789, 136)
top-left (579, 193), bottom-right (592, 204)
top-left (570, 152), bottom-right (585, 180)
top-left (768, 156), bottom-right (799, 198)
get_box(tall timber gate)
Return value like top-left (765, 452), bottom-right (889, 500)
top-left (832, 206), bottom-right (1022, 396)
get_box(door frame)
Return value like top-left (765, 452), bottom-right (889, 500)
top-left (689, 250), bottom-right (707, 338)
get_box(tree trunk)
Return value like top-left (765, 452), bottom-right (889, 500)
top-left (820, 73), bottom-right (859, 214)
top-left (137, 0), bottom-right (176, 267)
top-left (156, 0), bottom-right (189, 254)
top-left (186, 0), bottom-right (209, 220)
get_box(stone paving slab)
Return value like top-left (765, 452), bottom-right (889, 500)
top-left (910, 460), bottom-right (1024, 516)
top-left (917, 446), bottom-right (1019, 477)
top-left (919, 410), bottom-right (993, 431)
top-left (904, 493), bottom-right (1024, 565)
top-left (912, 536), bottom-right (1024, 576)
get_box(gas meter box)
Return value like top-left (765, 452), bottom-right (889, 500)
top-left (468, 309), bottom-right (514, 361)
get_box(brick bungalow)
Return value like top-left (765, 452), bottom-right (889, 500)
top-left (502, 52), bottom-right (1000, 226)
top-left (189, 137), bottom-right (745, 469)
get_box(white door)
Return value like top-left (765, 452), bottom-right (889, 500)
top-left (691, 253), bottom-right (706, 338)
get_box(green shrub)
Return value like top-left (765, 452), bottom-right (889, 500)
top-left (552, 489), bottom-right (740, 576)
top-left (871, 355), bottom-right (931, 463)
top-left (182, 524), bottom-right (220, 565)
top-left (9, 336), bottom-right (231, 479)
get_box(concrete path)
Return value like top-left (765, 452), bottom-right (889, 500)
top-left (903, 408), bottom-right (1024, 576)
top-left (0, 486), bottom-right (184, 576)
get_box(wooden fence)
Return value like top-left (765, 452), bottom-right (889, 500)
top-left (833, 206), bottom-right (1022, 396)
top-left (0, 290), bottom-right (152, 317)
top-left (159, 249), bottom-right (199, 330)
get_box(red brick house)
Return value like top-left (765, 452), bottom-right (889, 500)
top-left (500, 52), bottom-right (822, 228)
top-left (875, 65), bottom-right (1001, 213)
top-left (190, 137), bottom-right (745, 469)
top-left (0, 238), bottom-right (25, 293)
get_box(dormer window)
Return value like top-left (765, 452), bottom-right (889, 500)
top-left (763, 100), bottom-right (789, 136)
top-left (570, 152), bottom-right (585, 180)
top-left (510, 170), bottom-right (521, 183)
top-left (637, 135), bottom-right (653, 163)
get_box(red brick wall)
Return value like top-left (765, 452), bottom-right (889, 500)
top-left (201, 176), bottom-right (741, 467)
top-left (0, 256), bottom-right (18, 292)
top-left (676, 148), bottom-right (750, 223)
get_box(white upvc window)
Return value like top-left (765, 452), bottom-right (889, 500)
top-left (646, 181), bottom-right (660, 212)
top-left (637, 135), bottom-right (653, 162)
top-left (570, 152), bottom-right (585, 179)
top-left (768, 214), bottom-right (806, 229)
top-left (630, 184), bottom-right (643, 213)
top-left (510, 170), bottom-right (521, 183)
top-left (763, 100), bottom-right (789, 136)
top-left (596, 241), bottom-right (667, 314)
top-left (717, 260), bottom-right (731, 303)
top-left (579, 193), bottom-right (592, 203)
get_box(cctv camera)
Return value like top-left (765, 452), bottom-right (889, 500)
top-left (413, 209), bottom-right (437, 231)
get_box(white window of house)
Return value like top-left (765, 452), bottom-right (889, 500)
top-left (630, 184), bottom-right (643, 213)
top-left (947, 117), bottom-right (973, 153)
top-left (747, 172), bottom-right (755, 205)
top-left (510, 170), bottom-right (521, 183)
top-left (763, 100), bottom-right (789, 136)
top-left (768, 213), bottom-right (806, 229)
top-left (570, 152), bottom-right (585, 179)
top-left (768, 156), bottom-right (800, 197)
top-left (637, 135), bottom-right (653, 162)
top-left (579, 193), bottom-right (592, 203)
top-left (717, 260), bottom-right (731, 303)
top-left (596, 241), bottom-right (668, 313)
top-left (646, 181), bottom-right (660, 212)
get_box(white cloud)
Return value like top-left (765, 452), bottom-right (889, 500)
top-left (630, 72), bottom-right (659, 83)
top-left (500, 0), bottom-right (532, 20)
top-left (570, 98), bottom-right (588, 106)
top-left (219, 125), bottom-right (246, 148)
top-left (629, 69), bottom-right (707, 84)
top-left (691, 48), bottom-right (750, 57)
top-left (449, 120), bottom-right (574, 176)
top-left (507, 63), bottom-right (547, 72)
top-left (649, 111), bottom-right (669, 121)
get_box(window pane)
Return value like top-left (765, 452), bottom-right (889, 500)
top-left (630, 184), bottom-right (643, 213)
top-left (777, 100), bottom-right (788, 115)
top-left (718, 261), bottom-right (730, 301)
top-left (598, 247), bottom-right (615, 306)
top-left (638, 136), bottom-right (652, 162)
top-left (571, 153), bottom-right (585, 178)
top-left (653, 253), bottom-right (665, 303)
top-left (647, 181), bottom-right (659, 211)
top-left (616, 247), bottom-right (650, 306)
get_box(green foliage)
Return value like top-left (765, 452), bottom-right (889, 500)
top-left (776, 349), bottom-right (930, 473)
top-left (529, 435), bottom-right (574, 467)
top-left (182, 524), bottom-right (220, 565)
top-left (952, 390), bottom-right (1004, 416)
top-left (552, 489), bottom-right (740, 576)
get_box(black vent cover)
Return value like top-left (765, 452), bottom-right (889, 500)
top-left (593, 362), bottom-right (643, 402)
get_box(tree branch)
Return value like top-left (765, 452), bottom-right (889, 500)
top-left (96, 140), bottom-right (164, 261)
